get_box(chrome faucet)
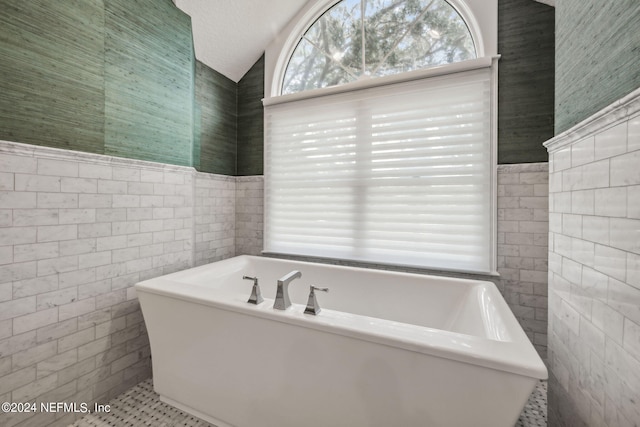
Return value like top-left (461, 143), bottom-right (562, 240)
top-left (274, 270), bottom-right (301, 310)
top-left (304, 286), bottom-right (329, 315)
top-left (242, 275), bottom-right (263, 305)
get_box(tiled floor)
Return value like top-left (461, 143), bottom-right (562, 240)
top-left (71, 379), bottom-right (547, 426)
top-left (70, 380), bottom-right (212, 427)
top-left (515, 380), bottom-right (547, 427)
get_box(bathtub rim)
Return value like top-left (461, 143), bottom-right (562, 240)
top-left (135, 255), bottom-right (548, 380)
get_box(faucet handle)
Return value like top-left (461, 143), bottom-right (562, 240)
top-left (242, 275), bottom-right (263, 305)
top-left (304, 286), bottom-right (329, 315)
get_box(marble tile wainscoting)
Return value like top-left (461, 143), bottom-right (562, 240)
top-left (235, 177), bottom-right (264, 257)
top-left (193, 173), bottom-right (236, 266)
top-left (0, 140), bottom-right (240, 427)
top-left (545, 88), bottom-right (640, 426)
top-left (0, 138), bottom-right (549, 426)
top-left (498, 163), bottom-right (549, 359)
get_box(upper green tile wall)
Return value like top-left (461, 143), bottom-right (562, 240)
top-left (498, 0), bottom-right (554, 164)
top-left (0, 0), bottom-right (106, 153)
top-left (237, 55), bottom-right (265, 176)
top-left (104, 0), bottom-right (194, 166)
top-left (0, 0), bottom-right (195, 167)
top-left (195, 60), bottom-right (237, 175)
top-left (556, 0), bottom-right (640, 134)
top-left (2, 1), bottom-right (558, 172)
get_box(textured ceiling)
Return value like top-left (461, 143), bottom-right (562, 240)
top-left (173, 0), bottom-right (309, 82)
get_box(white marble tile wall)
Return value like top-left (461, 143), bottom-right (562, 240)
top-left (235, 177), bottom-right (263, 256)
top-left (194, 173), bottom-right (236, 266)
top-left (497, 163), bottom-right (549, 359)
top-left (0, 141), bottom-right (239, 427)
top-left (0, 139), bottom-right (552, 426)
top-left (545, 89), bottom-right (640, 427)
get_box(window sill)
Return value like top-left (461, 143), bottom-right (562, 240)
top-left (261, 251), bottom-right (500, 280)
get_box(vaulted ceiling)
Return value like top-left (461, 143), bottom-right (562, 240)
top-left (173, 0), bottom-right (555, 83)
top-left (173, 0), bottom-right (309, 82)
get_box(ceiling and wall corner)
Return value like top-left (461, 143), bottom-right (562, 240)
top-left (173, 0), bottom-right (309, 82)
top-left (174, 0), bottom-right (550, 88)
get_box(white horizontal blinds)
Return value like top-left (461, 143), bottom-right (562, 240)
top-left (265, 97), bottom-right (360, 258)
top-left (265, 67), bottom-right (493, 273)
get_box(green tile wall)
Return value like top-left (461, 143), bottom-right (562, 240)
top-left (1, 1), bottom-right (559, 172)
top-left (195, 60), bottom-right (237, 175)
top-left (556, 0), bottom-right (640, 134)
top-left (237, 55), bottom-right (265, 176)
top-left (0, 0), bottom-right (106, 153)
top-left (104, 0), bottom-right (194, 166)
top-left (0, 0), bottom-right (195, 167)
top-left (498, 0), bottom-right (554, 164)
top-left (191, 43), bottom-right (201, 170)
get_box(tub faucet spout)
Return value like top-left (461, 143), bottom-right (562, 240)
top-left (274, 270), bottom-right (301, 310)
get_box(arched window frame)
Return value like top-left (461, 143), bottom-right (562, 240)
top-left (262, 0), bottom-right (499, 275)
top-left (265, 0), bottom-right (496, 98)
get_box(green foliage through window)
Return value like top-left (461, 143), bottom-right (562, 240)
top-left (282, 0), bottom-right (476, 94)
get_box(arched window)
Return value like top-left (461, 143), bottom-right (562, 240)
top-left (282, 0), bottom-right (477, 94)
top-left (264, 0), bottom-right (498, 274)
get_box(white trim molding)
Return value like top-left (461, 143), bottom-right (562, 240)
top-left (544, 86), bottom-right (640, 154)
top-left (0, 140), bottom-right (197, 176)
top-left (533, 0), bottom-right (555, 7)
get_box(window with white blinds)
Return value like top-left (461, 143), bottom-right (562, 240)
top-left (264, 67), bottom-right (496, 274)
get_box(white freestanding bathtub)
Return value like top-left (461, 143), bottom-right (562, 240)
top-left (136, 255), bottom-right (547, 427)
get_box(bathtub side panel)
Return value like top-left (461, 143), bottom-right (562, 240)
top-left (139, 291), bottom-right (536, 427)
